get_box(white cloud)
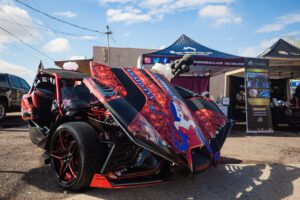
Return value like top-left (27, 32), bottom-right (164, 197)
top-left (140, 0), bottom-right (173, 8)
top-left (53, 11), bottom-right (77, 18)
top-left (256, 11), bottom-right (300, 33)
top-left (238, 46), bottom-right (260, 57)
top-left (63, 35), bottom-right (98, 41)
top-left (279, 11), bottom-right (300, 25)
top-left (100, 0), bottom-right (134, 3)
top-left (259, 37), bottom-right (279, 49)
top-left (214, 16), bottom-right (241, 25)
top-left (0, 0), bottom-right (14, 6)
top-left (144, 0), bottom-right (233, 17)
top-left (102, 0), bottom-right (236, 24)
top-left (199, 5), bottom-right (230, 18)
top-left (0, 5), bottom-right (41, 46)
top-left (0, 44), bottom-right (4, 52)
top-left (169, 0), bottom-right (232, 11)
top-left (159, 45), bottom-right (166, 49)
top-left (43, 38), bottom-right (70, 53)
top-left (69, 55), bottom-right (86, 60)
top-left (77, 35), bottom-right (98, 40)
top-left (167, 0), bottom-right (233, 14)
top-left (198, 4), bottom-right (241, 26)
top-left (256, 23), bottom-right (284, 33)
top-left (286, 31), bottom-right (300, 37)
top-left (106, 7), bottom-right (152, 24)
top-left (123, 31), bottom-right (131, 37)
top-left (0, 59), bottom-right (35, 83)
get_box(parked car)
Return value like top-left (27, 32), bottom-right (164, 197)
top-left (21, 61), bottom-right (232, 190)
top-left (0, 73), bottom-right (30, 121)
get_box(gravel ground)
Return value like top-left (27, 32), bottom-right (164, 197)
top-left (0, 114), bottom-right (299, 200)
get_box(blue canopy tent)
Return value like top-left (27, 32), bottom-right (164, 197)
top-left (141, 34), bottom-right (245, 75)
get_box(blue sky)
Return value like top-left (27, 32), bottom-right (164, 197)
top-left (1, 0), bottom-right (300, 83)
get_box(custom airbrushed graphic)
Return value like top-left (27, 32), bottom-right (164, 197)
top-left (21, 56), bottom-right (233, 190)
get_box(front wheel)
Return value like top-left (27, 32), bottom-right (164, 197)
top-left (50, 122), bottom-right (103, 190)
top-left (0, 100), bottom-right (7, 121)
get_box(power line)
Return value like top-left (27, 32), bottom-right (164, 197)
top-left (30, 0), bottom-right (56, 32)
top-left (0, 7), bottom-right (42, 43)
top-left (0, 17), bottom-right (101, 39)
top-left (110, 27), bottom-right (120, 46)
top-left (14, 0), bottom-right (105, 34)
top-left (0, 25), bottom-right (54, 61)
top-left (27, 0), bottom-right (103, 44)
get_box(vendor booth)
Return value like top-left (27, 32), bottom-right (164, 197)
top-left (141, 34), bottom-right (245, 95)
top-left (259, 39), bottom-right (300, 130)
top-left (224, 39), bottom-right (300, 131)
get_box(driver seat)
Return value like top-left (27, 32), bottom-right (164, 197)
top-left (31, 82), bottom-right (55, 126)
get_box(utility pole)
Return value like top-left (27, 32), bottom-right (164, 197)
top-left (105, 25), bottom-right (112, 67)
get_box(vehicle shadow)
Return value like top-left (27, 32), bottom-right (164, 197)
top-left (4, 163), bottom-right (299, 200)
top-left (220, 156), bottom-right (243, 164)
top-left (0, 113), bottom-right (26, 128)
top-left (1, 166), bottom-right (65, 200)
top-left (21, 166), bottom-right (62, 192)
top-left (83, 164), bottom-right (299, 200)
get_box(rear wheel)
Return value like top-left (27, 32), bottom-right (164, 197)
top-left (50, 122), bottom-right (103, 190)
top-left (0, 100), bottom-right (7, 121)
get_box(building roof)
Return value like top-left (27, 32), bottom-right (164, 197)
top-left (54, 59), bottom-right (92, 74)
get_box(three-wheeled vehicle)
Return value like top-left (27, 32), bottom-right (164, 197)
top-left (22, 61), bottom-right (232, 190)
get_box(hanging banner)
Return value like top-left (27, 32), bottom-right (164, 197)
top-left (143, 55), bottom-right (245, 67)
top-left (245, 58), bottom-right (274, 133)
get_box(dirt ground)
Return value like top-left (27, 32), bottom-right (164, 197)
top-left (0, 113), bottom-right (299, 200)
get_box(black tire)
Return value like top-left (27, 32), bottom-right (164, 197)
top-left (0, 100), bottom-right (7, 122)
top-left (50, 122), bottom-right (103, 190)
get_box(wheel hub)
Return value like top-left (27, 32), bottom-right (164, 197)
top-left (50, 131), bottom-right (79, 183)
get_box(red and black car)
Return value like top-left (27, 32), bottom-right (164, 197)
top-left (21, 62), bottom-right (232, 190)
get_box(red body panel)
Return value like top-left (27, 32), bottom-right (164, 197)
top-left (85, 62), bottom-right (221, 171)
top-left (193, 109), bottom-right (227, 141)
top-left (90, 174), bottom-right (167, 189)
top-left (90, 62), bottom-right (127, 97)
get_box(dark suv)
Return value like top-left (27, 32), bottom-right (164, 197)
top-left (0, 73), bottom-right (30, 121)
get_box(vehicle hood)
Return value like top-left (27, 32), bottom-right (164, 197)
top-left (84, 62), bottom-right (229, 171)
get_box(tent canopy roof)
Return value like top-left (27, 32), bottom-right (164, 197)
top-left (142, 34), bottom-right (245, 74)
top-left (259, 39), bottom-right (300, 60)
top-left (145, 34), bottom-right (239, 59)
